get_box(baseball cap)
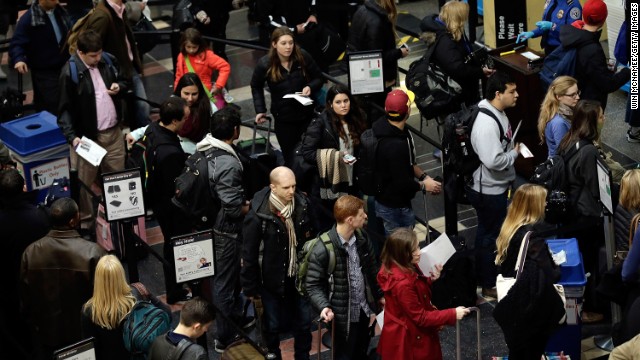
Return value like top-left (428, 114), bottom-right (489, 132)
top-left (583, 0), bottom-right (608, 26)
top-left (385, 89), bottom-right (415, 120)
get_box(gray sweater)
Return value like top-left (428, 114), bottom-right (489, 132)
top-left (469, 99), bottom-right (519, 194)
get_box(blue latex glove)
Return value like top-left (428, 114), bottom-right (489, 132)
top-left (536, 21), bottom-right (553, 31)
top-left (516, 31), bottom-right (534, 43)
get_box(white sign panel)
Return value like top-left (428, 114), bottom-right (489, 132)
top-left (596, 159), bottom-right (613, 214)
top-left (54, 338), bottom-right (96, 360)
top-left (102, 169), bottom-right (146, 221)
top-left (173, 231), bottom-right (215, 283)
top-left (23, 157), bottom-right (70, 191)
top-left (348, 51), bottom-right (384, 95)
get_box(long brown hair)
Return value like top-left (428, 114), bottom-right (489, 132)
top-left (267, 27), bottom-right (307, 83)
top-left (180, 27), bottom-right (209, 57)
top-left (557, 100), bottom-right (601, 154)
top-left (324, 84), bottom-right (367, 147)
top-left (377, 0), bottom-right (398, 30)
top-left (381, 228), bottom-right (418, 273)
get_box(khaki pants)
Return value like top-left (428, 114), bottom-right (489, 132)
top-left (75, 126), bottom-right (125, 221)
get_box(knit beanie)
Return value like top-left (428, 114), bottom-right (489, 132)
top-left (582, 0), bottom-right (608, 26)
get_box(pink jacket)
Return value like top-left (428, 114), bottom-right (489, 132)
top-left (174, 49), bottom-right (231, 91)
top-left (377, 263), bottom-right (457, 360)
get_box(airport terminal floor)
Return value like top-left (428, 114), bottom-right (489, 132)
top-left (1, 0), bottom-right (639, 359)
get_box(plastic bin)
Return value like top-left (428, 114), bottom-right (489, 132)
top-left (0, 111), bottom-right (70, 202)
top-left (545, 238), bottom-right (587, 360)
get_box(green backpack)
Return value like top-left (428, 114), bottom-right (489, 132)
top-left (296, 231), bottom-right (336, 297)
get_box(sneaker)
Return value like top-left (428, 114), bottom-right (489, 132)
top-left (222, 87), bottom-right (234, 103)
top-left (481, 287), bottom-right (497, 299)
top-left (214, 339), bottom-right (227, 354)
top-left (627, 130), bottom-right (640, 143)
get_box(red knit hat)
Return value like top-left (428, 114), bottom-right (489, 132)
top-left (583, 0), bottom-right (608, 26)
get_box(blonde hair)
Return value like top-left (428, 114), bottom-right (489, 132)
top-left (83, 255), bottom-right (136, 329)
top-left (495, 184), bottom-right (547, 265)
top-left (619, 169), bottom-right (640, 211)
top-left (538, 76), bottom-right (578, 144)
top-left (439, 1), bottom-right (469, 42)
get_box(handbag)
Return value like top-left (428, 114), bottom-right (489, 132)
top-left (131, 15), bottom-right (159, 55)
top-left (496, 231), bottom-right (532, 302)
top-left (291, 132), bottom-right (316, 192)
top-left (172, 0), bottom-right (195, 30)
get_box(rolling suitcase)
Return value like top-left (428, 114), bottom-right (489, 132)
top-left (456, 306), bottom-right (481, 360)
top-left (218, 299), bottom-right (276, 360)
top-left (314, 317), bottom-right (334, 360)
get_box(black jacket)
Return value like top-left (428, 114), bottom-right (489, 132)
top-left (493, 230), bottom-right (565, 354)
top-left (257, 0), bottom-right (313, 29)
top-left (348, 0), bottom-right (402, 83)
top-left (57, 53), bottom-right (128, 144)
top-left (250, 49), bottom-right (323, 123)
top-left (614, 204), bottom-right (638, 252)
top-left (147, 122), bottom-right (187, 212)
top-left (372, 118), bottom-right (421, 208)
top-left (559, 24), bottom-right (630, 110)
top-left (300, 111), bottom-right (361, 163)
top-left (419, 14), bottom-right (483, 106)
top-left (561, 140), bottom-right (603, 218)
top-left (241, 187), bottom-right (316, 297)
top-left (305, 226), bottom-right (382, 338)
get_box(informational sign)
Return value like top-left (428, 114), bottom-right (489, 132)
top-left (101, 169), bottom-right (146, 222)
top-left (493, 0), bottom-right (526, 47)
top-left (21, 157), bottom-right (70, 191)
top-left (596, 158), bottom-right (613, 214)
top-left (173, 231), bottom-right (215, 283)
top-left (53, 338), bottom-right (96, 360)
top-left (348, 51), bottom-right (384, 95)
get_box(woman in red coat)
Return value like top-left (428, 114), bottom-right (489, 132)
top-left (377, 228), bottom-right (470, 360)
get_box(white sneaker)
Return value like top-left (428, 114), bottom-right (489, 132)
top-left (222, 87), bottom-right (234, 103)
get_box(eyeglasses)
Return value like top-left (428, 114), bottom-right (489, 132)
top-left (563, 91), bottom-right (581, 98)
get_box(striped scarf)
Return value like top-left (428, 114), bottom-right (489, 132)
top-left (269, 191), bottom-right (297, 277)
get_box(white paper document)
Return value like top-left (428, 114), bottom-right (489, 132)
top-left (418, 233), bottom-right (456, 275)
top-left (283, 94), bottom-right (314, 106)
top-left (75, 136), bottom-right (107, 166)
top-left (376, 310), bottom-right (384, 330)
top-left (519, 143), bottom-right (534, 158)
top-left (511, 120), bottom-right (522, 146)
top-left (520, 51), bottom-right (541, 61)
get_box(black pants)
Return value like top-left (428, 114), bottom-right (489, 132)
top-left (197, 11), bottom-right (231, 60)
top-left (155, 205), bottom-right (192, 299)
top-left (334, 309), bottom-right (371, 360)
top-left (568, 216), bottom-right (605, 312)
top-left (31, 68), bottom-right (62, 115)
top-left (274, 119), bottom-right (310, 168)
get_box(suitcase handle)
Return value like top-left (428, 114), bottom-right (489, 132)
top-left (252, 115), bottom-right (273, 154)
top-left (455, 306), bottom-right (481, 360)
top-left (314, 316), bottom-right (334, 360)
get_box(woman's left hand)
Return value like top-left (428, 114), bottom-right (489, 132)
top-left (301, 86), bottom-right (311, 96)
top-left (430, 264), bottom-right (444, 280)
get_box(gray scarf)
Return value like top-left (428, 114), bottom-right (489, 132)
top-left (557, 103), bottom-right (573, 120)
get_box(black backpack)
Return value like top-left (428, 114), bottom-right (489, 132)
top-left (172, 148), bottom-right (226, 230)
top-left (405, 33), bottom-right (462, 119)
top-left (354, 128), bottom-right (380, 196)
top-left (530, 140), bottom-right (589, 223)
top-left (539, 44), bottom-right (578, 92)
top-left (442, 105), bottom-right (504, 177)
top-left (125, 127), bottom-right (169, 206)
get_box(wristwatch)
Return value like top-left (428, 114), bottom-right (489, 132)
top-left (418, 173), bottom-right (428, 181)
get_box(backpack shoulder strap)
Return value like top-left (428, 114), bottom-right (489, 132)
top-left (319, 231), bottom-right (336, 275)
top-left (69, 56), bottom-right (79, 84)
top-left (477, 107), bottom-right (505, 143)
top-left (169, 338), bottom-right (194, 360)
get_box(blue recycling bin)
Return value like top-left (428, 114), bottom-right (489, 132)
top-left (0, 111), bottom-right (70, 203)
top-left (545, 238), bottom-right (587, 360)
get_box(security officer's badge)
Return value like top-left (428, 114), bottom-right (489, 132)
top-left (569, 7), bottom-right (581, 20)
top-left (557, 9), bottom-right (564, 19)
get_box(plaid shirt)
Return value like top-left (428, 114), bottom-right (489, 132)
top-left (339, 233), bottom-right (373, 322)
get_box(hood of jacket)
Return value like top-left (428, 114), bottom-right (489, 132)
top-left (559, 22), bottom-right (602, 49)
top-left (372, 117), bottom-right (407, 140)
top-left (419, 14), bottom-right (446, 47)
top-left (196, 133), bottom-right (243, 170)
top-left (377, 263), bottom-right (420, 292)
top-left (364, 0), bottom-right (387, 19)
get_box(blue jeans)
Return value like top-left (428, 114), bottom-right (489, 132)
top-left (129, 72), bottom-right (150, 130)
top-left (209, 230), bottom-right (242, 344)
top-left (465, 187), bottom-right (507, 288)
top-left (374, 201), bottom-right (415, 236)
top-left (260, 280), bottom-right (312, 360)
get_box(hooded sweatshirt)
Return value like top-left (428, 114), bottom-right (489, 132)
top-left (559, 21), bottom-right (630, 110)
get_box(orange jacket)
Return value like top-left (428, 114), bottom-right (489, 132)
top-left (174, 50), bottom-right (231, 92)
